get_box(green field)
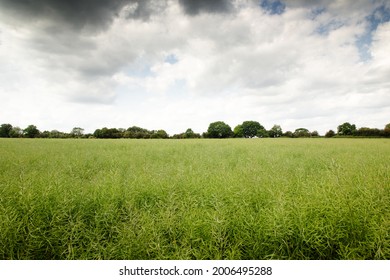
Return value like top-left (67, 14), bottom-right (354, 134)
top-left (0, 138), bottom-right (389, 259)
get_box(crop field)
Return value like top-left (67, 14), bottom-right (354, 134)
top-left (0, 138), bottom-right (389, 260)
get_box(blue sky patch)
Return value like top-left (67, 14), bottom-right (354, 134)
top-left (367, 4), bottom-right (390, 31)
top-left (260, 0), bottom-right (286, 15)
top-left (315, 19), bottom-right (345, 36)
top-left (309, 7), bottom-right (326, 20)
top-left (164, 54), bottom-right (179, 64)
top-left (123, 63), bottom-right (153, 78)
top-left (357, 4), bottom-right (390, 61)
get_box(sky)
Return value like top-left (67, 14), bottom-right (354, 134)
top-left (0, 0), bottom-right (389, 135)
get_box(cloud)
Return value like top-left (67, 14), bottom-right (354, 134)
top-left (0, 0), bottom-right (169, 31)
top-left (0, 0), bottom-right (239, 30)
top-left (0, 0), bottom-right (123, 31)
top-left (178, 0), bottom-right (233, 15)
top-left (1, 0), bottom-right (389, 134)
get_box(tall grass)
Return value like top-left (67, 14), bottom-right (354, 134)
top-left (0, 138), bottom-right (389, 259)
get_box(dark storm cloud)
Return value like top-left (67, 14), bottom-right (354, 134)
top-left (0, 0), bottom-right (236, 30)
top-left (178, 0), bottom-right (233, 15)
top-left (0, 0), bottom-right (164, 30)
top-left (0, 0), bottom-right (118, 29)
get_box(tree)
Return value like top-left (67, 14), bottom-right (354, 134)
top-left (355, 127), bottom-right (381, 137)
top-left (241, 121), bottom-right (264, 138)
top-left (337, 122), bottom-right (356, 136)
top-left (384, 123), bottom-right (390, 137)
top-left (9, 126), bottom-right (23, 138)
top-left (93, 127), bottom-right (122, 138)
top-left (311, 130), bottom-right (319, 137)
top-left (172, 128), bottom-right (200, 139)
top-left (325, 130), bottom-right (335, 138)
top-left (125, 126), bottom-right (151, 139)
top-left (93, 129), bottom-right (102, 138)
top-left (182, 128), bottom-right (200, 138)
top-left (0, 123), bottom-right (13, 137)
top-left (293, 128), bottom-right (310, 138)
top-left (40, 131), bottom-right (51, 138)
top-left (24, 125), bottom-right (40, 138)
top-left (207, 121), bottom-right (233, 138)
top-left (71, 127), bottom-right (84, 138)
top-left (49, 130), bottom-right (65, 138)
top-left (233, 125), bottom-right (243, 138)
top-left (269, 125), bottom-right (283, 138)
top-left (257, 128), bottom-right (269, 138)
top-left (151, 130), bottom-right (169, 139)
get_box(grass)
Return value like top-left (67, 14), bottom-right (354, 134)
top-left (0, 138), bottom-right (389, 259)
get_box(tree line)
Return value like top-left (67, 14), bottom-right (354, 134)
top-left (0, 121), bottom-right (389, 139)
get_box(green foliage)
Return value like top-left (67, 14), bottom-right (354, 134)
top-left (94, 127), bottom-right (123, 139)
top-left (150, 130), bottom-right (169, 139)
top-left (207, 121), bottom-right (233, 138)
top-left (269, 125), bottom-right (283, 138)
top-left (2, 122), bottom-right (389, 139)
top-left (385, 123), bottom-right (390, 137)
top-left (293, 128), bottom-right (311, 138)
top-left (0, 124), bottom-right (13, 138)
top-left (0, 139), bottom-right (389, 260)
top-left (325, 130), bottom-right (336, 138)
top-left (233, 125), bottom-right (243, 138)
top-left (256, 128), bottom-right (269, 138)
top-left (124, 126), bottom-right (151, 139)
top-left (355, 127), bottom-right (382, 137)
top-left (71, 127), bottom-right (84, 138)
top-left (241, 121), bottom-right (264, 138)
top-left (23, 125), bottom-right (40, 138)
top-left (311, 130), bottom-right (319, 137)
top-left (172, 128), bottom-right (201, 139)
top-left (49, 130), bottom-right (67, 138)
top-left (94, 126), bottom-right (169, 139)
top-left (185, 128), bottom-right (201, 138)
top-left (9, 127), bottom-right (23, 138)
top-left (337, 122), bottom-right (357, 136)
top-left (39, 131), bottom-right (51, 138)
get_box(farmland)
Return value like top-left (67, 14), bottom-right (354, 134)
top-left (0, 138), bottom-right (389, 259)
